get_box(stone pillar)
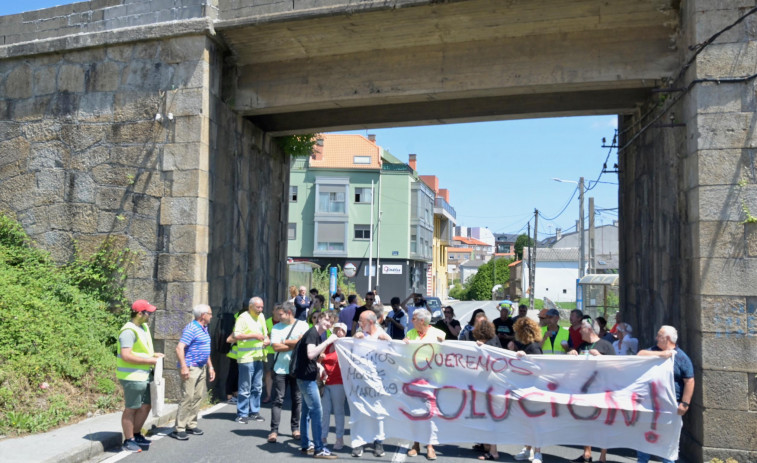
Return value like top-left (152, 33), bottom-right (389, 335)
top-left (620, 1), bottom-right (757, 460)
top-left (0, 31), bottom-right (290, 401)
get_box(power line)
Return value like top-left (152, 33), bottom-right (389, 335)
top-left (538, 185), bottom-right (578, 221)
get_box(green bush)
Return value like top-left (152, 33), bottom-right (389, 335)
top-left (0, 213), bottom-right (133, 435)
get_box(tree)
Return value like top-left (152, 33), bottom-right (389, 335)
top-left (464, 258), bottom-right (513, 300)
top-left (514, 234), bottom-right (534, 260)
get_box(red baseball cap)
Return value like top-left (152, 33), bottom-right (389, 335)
top-left (132, 299), bottom-right (157, 313)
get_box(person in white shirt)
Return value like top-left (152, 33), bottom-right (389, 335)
top-left (613, 322), bottom-right (638, 355)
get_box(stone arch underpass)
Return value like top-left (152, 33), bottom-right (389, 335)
top-left (0, 1), bottom-right (755, 459)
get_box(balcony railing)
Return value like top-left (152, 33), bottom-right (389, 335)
top-left (435, 197), bottom-right (456, 219)
top-left (382, 163), bottom-right (413, 172)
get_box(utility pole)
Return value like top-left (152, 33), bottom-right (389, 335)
top-left (529, 209), bottom-right (538, 311)
top-left (579, 176), bottom-right (585, 279)
top-left (375, 175), bottom-right (383, 294)
top-left (588, 197), bottom-right (595, 275)
top-left (368, 180), bottom-right (375, 292)
top-left (492, 253), bottom-right (496, 301)
top-left (526, 221), bottom-right (531, 305)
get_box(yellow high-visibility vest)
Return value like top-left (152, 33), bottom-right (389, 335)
top-left (541, 326), bottom-right (570, 354)
top-left (116, 322), bottom-right (154, 381)
top-left (406, 326), bottom-right (446, 342)
top-left (235, 311), bottom-right (268, 363)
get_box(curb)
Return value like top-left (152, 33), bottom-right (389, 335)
top-left (41, 405), bottom-right (178, 463)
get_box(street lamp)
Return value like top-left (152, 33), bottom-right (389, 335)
top-left (552, 177), bottom-right (585, 280)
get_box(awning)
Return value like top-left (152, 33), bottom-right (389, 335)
top-left (578, 274), bottom-right (619, 286)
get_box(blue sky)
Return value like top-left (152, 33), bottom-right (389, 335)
top-left (3, 1), bottom-right (620, 239)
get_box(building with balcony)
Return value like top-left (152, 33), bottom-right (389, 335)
top-left (288, 134), bottom-right (441, 301)
top-left (419, 170), bottom-right (456, 299)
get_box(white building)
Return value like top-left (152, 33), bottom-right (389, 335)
top-left (521, 248), bottom-right (580, 303)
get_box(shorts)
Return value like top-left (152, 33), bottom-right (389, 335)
top-left (264, 352), bottom-right (275, 373)
top-left (120, 379), bottom-right (151, 409)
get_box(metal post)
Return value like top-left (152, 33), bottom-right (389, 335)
top-left (588, 196), bottom-right (595, 275)
top-left (579, 177), bottom-right (585, 278)
top-left (529, 210), bottom-right (538, 311)
top-left (368, 180), bottom-right (375, 292)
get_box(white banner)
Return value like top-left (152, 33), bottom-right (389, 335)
top-left (335, 339), bottom-right (681, 461)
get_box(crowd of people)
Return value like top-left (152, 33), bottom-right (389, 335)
top-left (115, 292), bottom-right (694, 463)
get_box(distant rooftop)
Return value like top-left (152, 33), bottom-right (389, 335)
top-left (310, 134), bottom-right (381, 170)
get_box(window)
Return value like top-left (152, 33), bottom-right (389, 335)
top-left (411, 233), bottom-right (417, 253)
top-left (288, 223), bottom-right (296, 240)
top-left (354, 224), bottom-right (371, 240)
top-left (316, 222), bottom-right (345, 251)
top-left (318, 186), bottom-right (345, 213)
top-left (289, 186), bottom-right (298, 202)
top-left (355, 187), bottom-right (372, 203)
top-left (353, 156), bottom-right (371, 164)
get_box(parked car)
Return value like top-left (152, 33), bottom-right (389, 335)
top-left (425, 297), bottom-right (443, 323)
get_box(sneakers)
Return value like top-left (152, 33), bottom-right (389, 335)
top-left (301, 445), bottom-right (315, 454)
top-left (122, 439), bottom-right (142, 453)
top-left (514, 447), bottom-right (533, 461)
top-left (352, 445), bottom-right (364, 457)
top-left (374, 441), bottom-right (385, 457)
top-left (169, 430), bottom-right (189, 440)
top-left (533, 452), bottom-right (543, 463)
top-left (315, 448), bottom-right (338, 459)
top-left (251, 414), bottom-right (265, 422)
top-left (186, 427), bottom-right (204, 435)
top-left (236, 416), bottom-right (249, 424)
top-left (334, 437), bottom-right (344, 450)
top-left (133, 433), bottom-right (151, 446)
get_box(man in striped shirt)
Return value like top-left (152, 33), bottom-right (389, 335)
top-left (171, 304), bottom-right (215, 440)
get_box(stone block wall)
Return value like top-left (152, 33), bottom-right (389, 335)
top-left (0, 35), bottom-right (214, 400)
top-left (0, 29), bottom-right (291, 400)
top-left (620, 0), bottom-right (757, 460)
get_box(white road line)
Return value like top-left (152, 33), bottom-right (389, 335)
top-left (99, 402), bottom-right (229, 463)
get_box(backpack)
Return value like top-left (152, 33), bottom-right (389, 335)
top-left (289, 336), bottom-right (304, 376)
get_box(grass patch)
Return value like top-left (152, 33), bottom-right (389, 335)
top-left (0, 213), bottom-right (135, 436)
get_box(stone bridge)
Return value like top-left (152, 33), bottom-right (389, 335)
top-left (0, 1), bottom-right (755, 459)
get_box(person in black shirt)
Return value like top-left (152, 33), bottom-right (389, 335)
top-left (351, 292), bottom-right (375, 335)
top-left (292, 312), bottom-right (338, 459)
top-left (434, 306), bottom-right (461, 340)
top-left (492, 303), bottom-right (516, 348)
top-left (384, 297), bottom-right (408, 340)
top-left (566, 320), bottom-right (614, 463)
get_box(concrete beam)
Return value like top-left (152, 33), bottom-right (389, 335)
top-left (247, 87), bottom-right (651, 135)
top-left (225, 1), bottom-right (679, 123)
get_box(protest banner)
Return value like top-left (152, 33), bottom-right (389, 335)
top-left (335, 338), bottom-right (681, 461)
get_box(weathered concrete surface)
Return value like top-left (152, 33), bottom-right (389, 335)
top-left (620, 0), bottom-right (757, 460)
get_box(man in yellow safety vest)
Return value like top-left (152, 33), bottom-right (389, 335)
top-left (229, 296), bottom-right (270, 423)
top-left (116, 300), bottom-right (164, 453)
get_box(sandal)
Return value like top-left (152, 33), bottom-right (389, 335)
top-left (267, 432), bottom-right (277, 443)
top-left (292, 431), bottom-right (301, 440)
top-left (426, 447), bottom-right (437, 460)
top-left (478, 453), bottom-right (498, 461)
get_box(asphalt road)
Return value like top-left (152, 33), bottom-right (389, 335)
top-left (93, 300), bottom-right (638, 463)
top-left (95, 400), bottom-right (636, 463)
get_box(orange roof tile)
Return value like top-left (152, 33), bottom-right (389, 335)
top-left (449, 247), bottom-right (473, 253)
top-left (453, 236), bottom-right (490, 246)
top-left (310, 134), bottom-right (381, 169)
